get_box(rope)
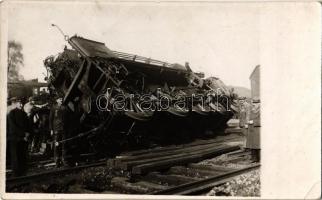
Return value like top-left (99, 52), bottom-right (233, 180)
top-left (55, 113), bottom-right (114, 145)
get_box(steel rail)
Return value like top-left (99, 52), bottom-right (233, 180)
top-left (151, 163), bottom-right (260, 195)
top-left (6, 161), bottom-right (106, 187)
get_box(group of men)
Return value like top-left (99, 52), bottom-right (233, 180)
top-left (7, 95), bottom-right (71, 176)
top-left (7, 93), bottom-right (260, 176)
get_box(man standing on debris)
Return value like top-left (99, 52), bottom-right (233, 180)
top-left (49, 96), bottom-right (67, 167)
top-left (7, 97), bottom-right (31, 176)
top-left (246, 98), bottom-right (261, 162)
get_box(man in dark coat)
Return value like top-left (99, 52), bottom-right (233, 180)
top-left (24, 97), bottom-right (38, 152)
top-left (7, 97), bottom-right (31, 176)
top-left (49, 97), bottom-right (68, 167)
top-left (246, 98), bottom-right (261, 162)
top-left (239, 98), bottom-right (251, 129)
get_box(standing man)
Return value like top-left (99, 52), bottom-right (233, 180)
top-left (23, 97), bottom-right (35, 116)
top-left (25, 97), bottom-right (48, 153)
top-left (49, 96), bottom-right (67, 167)
top-left (239, 98), bottom-right (250, 132)
top-left (6, 98), bottom-right (15, 168)
top-left (7, 97), bottom-right (31, 176)
top-left (7, 98), bottom-right (16, 114)
top-left (24, 97), bottom-right (38, 152)
top-left (246, 98), bottom-right (261, 162)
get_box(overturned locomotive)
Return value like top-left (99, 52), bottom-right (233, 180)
top-left (44, 35), bottom-right (236, 156)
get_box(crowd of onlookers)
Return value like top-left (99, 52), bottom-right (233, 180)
top-left (6, 94), bottom-right (260, 177)
top-left (6, 95), bottom-right (70, 177)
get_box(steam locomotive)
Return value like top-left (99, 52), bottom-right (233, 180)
top-left (44, 35), bottom-right (236, 156)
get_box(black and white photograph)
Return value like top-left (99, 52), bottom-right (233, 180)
top-left (0, 1), bottom-right (320, 199)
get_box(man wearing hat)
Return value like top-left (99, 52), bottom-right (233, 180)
top-left (24, 97), bottom-right (35, 116)
top-left (24, 97), bottom-right (37, 152)
top-left (49, 95), bottom-right (68, 167)
top-left (7, 97), bottom-right (31, 176)
top-left (238, 97), bottom-right (250, 129)
top-left (6, 98), bottom-right (16, 167)
top-left (246, 98), bottom-right (261, 162)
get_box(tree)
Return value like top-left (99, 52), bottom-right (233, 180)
top-left (8, 40), bottom-right (24, 81)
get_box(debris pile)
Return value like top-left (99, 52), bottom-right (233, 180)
top-left (207, 169), bottom-right (260, 196)
top-left (43, 35), bottom-right (238, 154)
top-left (199, 149), bottom-right (260, 197)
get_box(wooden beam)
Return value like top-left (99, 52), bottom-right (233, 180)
top-left (121, 134), bottom-right (240, 157)
top-left (140, 172), bottom-right (200, 186)
top-left (188, 163), bottom-right (235, 172)
top-left (132, 145), bottom-right (240, 174)
top-left (167, 166), bottom-right (223, 178)
top-left (119, 144), bottom-right (227, 171)
top-left (118, 143), bottom-right (226, 166)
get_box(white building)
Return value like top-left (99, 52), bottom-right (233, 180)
top-left (249, 65), bottom-right (260, 100)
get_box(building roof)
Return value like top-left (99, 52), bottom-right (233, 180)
top-left (8, 79), bottom-right (47, 87)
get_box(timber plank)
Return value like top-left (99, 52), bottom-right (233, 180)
top-left (119, 144), bottom-right (227, 170)
top-left (167, 166), bottom-right (223, 178)
top-left (132, 145), bottom-right (240, 174)
top-left (121, 134), bottom-right (241, 157)
top-left (188, 163), bottom-right (235, 172)
top-left (140, 172), bottom-right (200, 186)
top-left (115, 136), bottom-right (242, 167)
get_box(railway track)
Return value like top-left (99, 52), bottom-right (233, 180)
top-left (107, 160), bottom-right (259, 195)
top-left (6, 161), bottom-right (106, 189)
top-left (102, 133), bottom-right (258, 195)
top-left (151, 164), bottom-right (260, 195)
top-left (105, 137), bottom-right (257, 195)
top-left (6, 133), bottom-right (258, 195)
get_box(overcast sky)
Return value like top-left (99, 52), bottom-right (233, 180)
top-left (8, 2), bottom-right (261, 88)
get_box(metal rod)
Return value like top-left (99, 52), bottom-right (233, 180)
top-left (51, 24), bottom-right (69, 41)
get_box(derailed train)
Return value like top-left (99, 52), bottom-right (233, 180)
top-left (44, 35), bottom-right (237, 155)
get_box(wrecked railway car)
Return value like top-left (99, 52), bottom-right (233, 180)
top-left (44, 35), bottom-right (236, 155)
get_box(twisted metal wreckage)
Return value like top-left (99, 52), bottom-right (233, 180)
top-left (44, 34), bottom-right (238, 155)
